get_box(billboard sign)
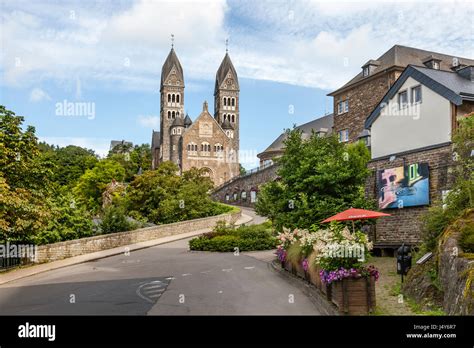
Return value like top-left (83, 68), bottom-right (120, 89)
top-left (377, 163), bottom-right (429, 209)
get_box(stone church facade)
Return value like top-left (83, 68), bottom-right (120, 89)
top-left (152, 47), bottom-right (240, 185)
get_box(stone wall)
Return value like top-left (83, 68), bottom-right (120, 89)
top-left (36, 210), bottom-right (241, 263)
top-left (366, 143), bottom-right (454, 247)
top-left (212, 164), bottom-right (279, 207)
top-left (332, 70), bottom-right (401, 143)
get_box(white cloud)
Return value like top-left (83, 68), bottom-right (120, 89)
top-left (1, 0), bottom-right (473, 92)
top-left (29, 88), bottom-right (51, 102)
top-left (138, 115), bottom-right (160, 129)
top-left (38, 136), bottom-right (111, 157)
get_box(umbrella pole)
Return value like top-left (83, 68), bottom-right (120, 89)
top-left (352, 220), bottom-right (355, 234)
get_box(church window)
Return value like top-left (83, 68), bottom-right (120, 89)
top-left (176, 94), bottom-right (180, 103)
top-left (177, 128), bottom-right (181, 135)
top-left (227, 97), bottom-right (231, 106)
top-left (231, 115), bottom-right (235, 122)
top-left (232, 98), bottom-right (235, 107)
top-left (187, 144), bottom-right (190, 151)
top-left (177, 111), bottom-right (180, 117)
top-left (172, 128), bottom-right (176, 135)
top-left (172, 111), bottom-right (176, 119)
top-left (223, 97), bottom-right (227, 106)
top-left (172, 94), bottom-right (175, 103)
top-left (167, 111), bottom-right (171, 119)
top-left (168, 94), bottom-right (171, 102)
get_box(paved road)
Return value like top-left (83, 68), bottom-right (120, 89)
top-left (0, 207), bottom-right (321, 315)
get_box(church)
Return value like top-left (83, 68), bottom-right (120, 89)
top-left (151, 45), bottom-right (240, 186)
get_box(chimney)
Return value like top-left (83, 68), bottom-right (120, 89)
top-left (457, 65), bottom-right (474, 81)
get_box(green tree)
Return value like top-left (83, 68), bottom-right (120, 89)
top-left (422, 115), bottom-right (474, 251)
top-left (0, 106), bottom-right (52, 242)
top-left (256, 128), bottom-right (374, 230)
top-left (107, 143), bottom-right (152, 182)
top-left (73, 159), bottom-right (126, 212)
top-left (34, 191), bottom-right (95, 244)
top-left (125, 162), bottom-right (230, 224)
top-left (39, 143), bottom-right (98, 187)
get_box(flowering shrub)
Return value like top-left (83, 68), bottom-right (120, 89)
top-left (302, 258), bottom-right (309, 272)
top-left (276, 224), bottom-right (379, 284)
top-left (276, 228), bottom-right (305, 250)
top-left (313, 226), bottom-right (373, 272)
top-left (276, 247), bottom-right (287, 262)
top-left (319, 265), bottom-right (379, 285)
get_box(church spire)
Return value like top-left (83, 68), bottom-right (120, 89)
top-left (160, 36), bottom-right (184, 90)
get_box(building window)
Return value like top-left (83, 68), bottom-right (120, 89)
top-left (225, 194), bottom-right (230, 201)
top-left (363, 66), bottom-right (369, 77)
top-left (337, 100), bottom-right (349, 115)
top-left (214, 143), bottom-right (223, 154)
top-left (201, 142), bottom-right (210, 155)
top-left (232, 98), bottom-right (235, 107)
top-left (338, 129), bottom-right (349, 143)
top-left (171, 128), bottom-right (176, 135)
top-left (241, 191), bottom-right (247, 201)
top-left (177, 128), bottom-right (181, 135)
top-left (172, 111), bottom-right (176, 118)
top-left (231, 115), bottom-right (235, 122)
top-left (250, 190), bottom-right (257, 203)
top-left (433, 61), bottom-right (440, 70)
top-left (168, 94), bottom-right (171, 102)
top-left (167, 111), bottom-right (171, 119)
top-left (411, 85), bottom-right (422, 104)
top-left (223, 97), bottom-right (227, 106)
top-left (176, 94), bottom-right (180, 103)
top-left (398, 90), bottom-right (408, 109)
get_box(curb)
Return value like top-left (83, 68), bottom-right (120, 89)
top-left (269, 260), bottom-right (339, 316)
top-left (0, 213), bottom-right (254, 286)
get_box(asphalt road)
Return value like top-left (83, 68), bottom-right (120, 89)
top-left (0, 208), bottom-right (321, 315)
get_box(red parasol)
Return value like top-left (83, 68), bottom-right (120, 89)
top-left (322, 208), bottom-right (391, 233)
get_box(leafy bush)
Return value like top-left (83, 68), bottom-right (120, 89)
top-left (189, 223), bottom-right (277, 252)
top-left (255, 129), bottom-right (374, 231)
top-left (459, 219), bottom-right (474, 253)
top-left (100, 205), bottom-right (138, 234)
top-left (421, 116), bottom-right (473, 251)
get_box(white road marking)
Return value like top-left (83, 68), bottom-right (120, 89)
top-left (200, 270), bottom-right (211, 274)
top-left (218, 291), bottom-right (223, 294)
top-left (222, 268), bottom-right (232, 272)
top-left (181, 273), bottom-right (191, 277)
top-left (166, 277), bottom-right (176, 280)
top-left (244, 266), bottom-right (255, 270)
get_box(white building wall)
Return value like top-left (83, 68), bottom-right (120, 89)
top-left (371, 76), bottom-right (452, 159)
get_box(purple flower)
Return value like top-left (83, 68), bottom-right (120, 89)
top-left (302, 258), bottom-right (309, 272)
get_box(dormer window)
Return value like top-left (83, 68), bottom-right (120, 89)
top-left (422, 55), bottom-right (442, 70)
top-left (363, 66), bottom-right (370, 77)
top-left (361, 60), bottom-right (380, 77)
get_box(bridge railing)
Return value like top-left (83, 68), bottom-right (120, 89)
top-left (213, 162), bottom-right (276, 192)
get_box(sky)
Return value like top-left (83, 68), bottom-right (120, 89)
top-left (1, 0), bottom-right (473, 168)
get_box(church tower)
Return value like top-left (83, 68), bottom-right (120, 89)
top-left (214, 49), bottom-right (240, 166)
top-left (160, 43), bottom-right (184, 163)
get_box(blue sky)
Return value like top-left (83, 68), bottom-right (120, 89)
top-left (1, 0), bottom-right (472, 168)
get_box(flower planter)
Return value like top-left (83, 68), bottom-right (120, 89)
top-left (330, 276), bottom-right (376, 315)
top-left (293, 260), bottom-right (306, 279)
top-left (284, 260), bottom-right (292, 273)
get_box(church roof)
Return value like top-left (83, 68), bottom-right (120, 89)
top-left (171, 116), bottom-right (184, 127)
top-left (161, 48), bottom-right (184, 89)
top-left (221, 118), bottom-right (234, 130)
top-left (184, 114), bottom-right (192, 126)
top-left (214, 53), bottom-right (239, 95)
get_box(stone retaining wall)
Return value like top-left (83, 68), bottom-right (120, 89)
top-left (212, 164), bottom-right (279, 207)
top-left (36, 210), bottom-right (241, 263)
